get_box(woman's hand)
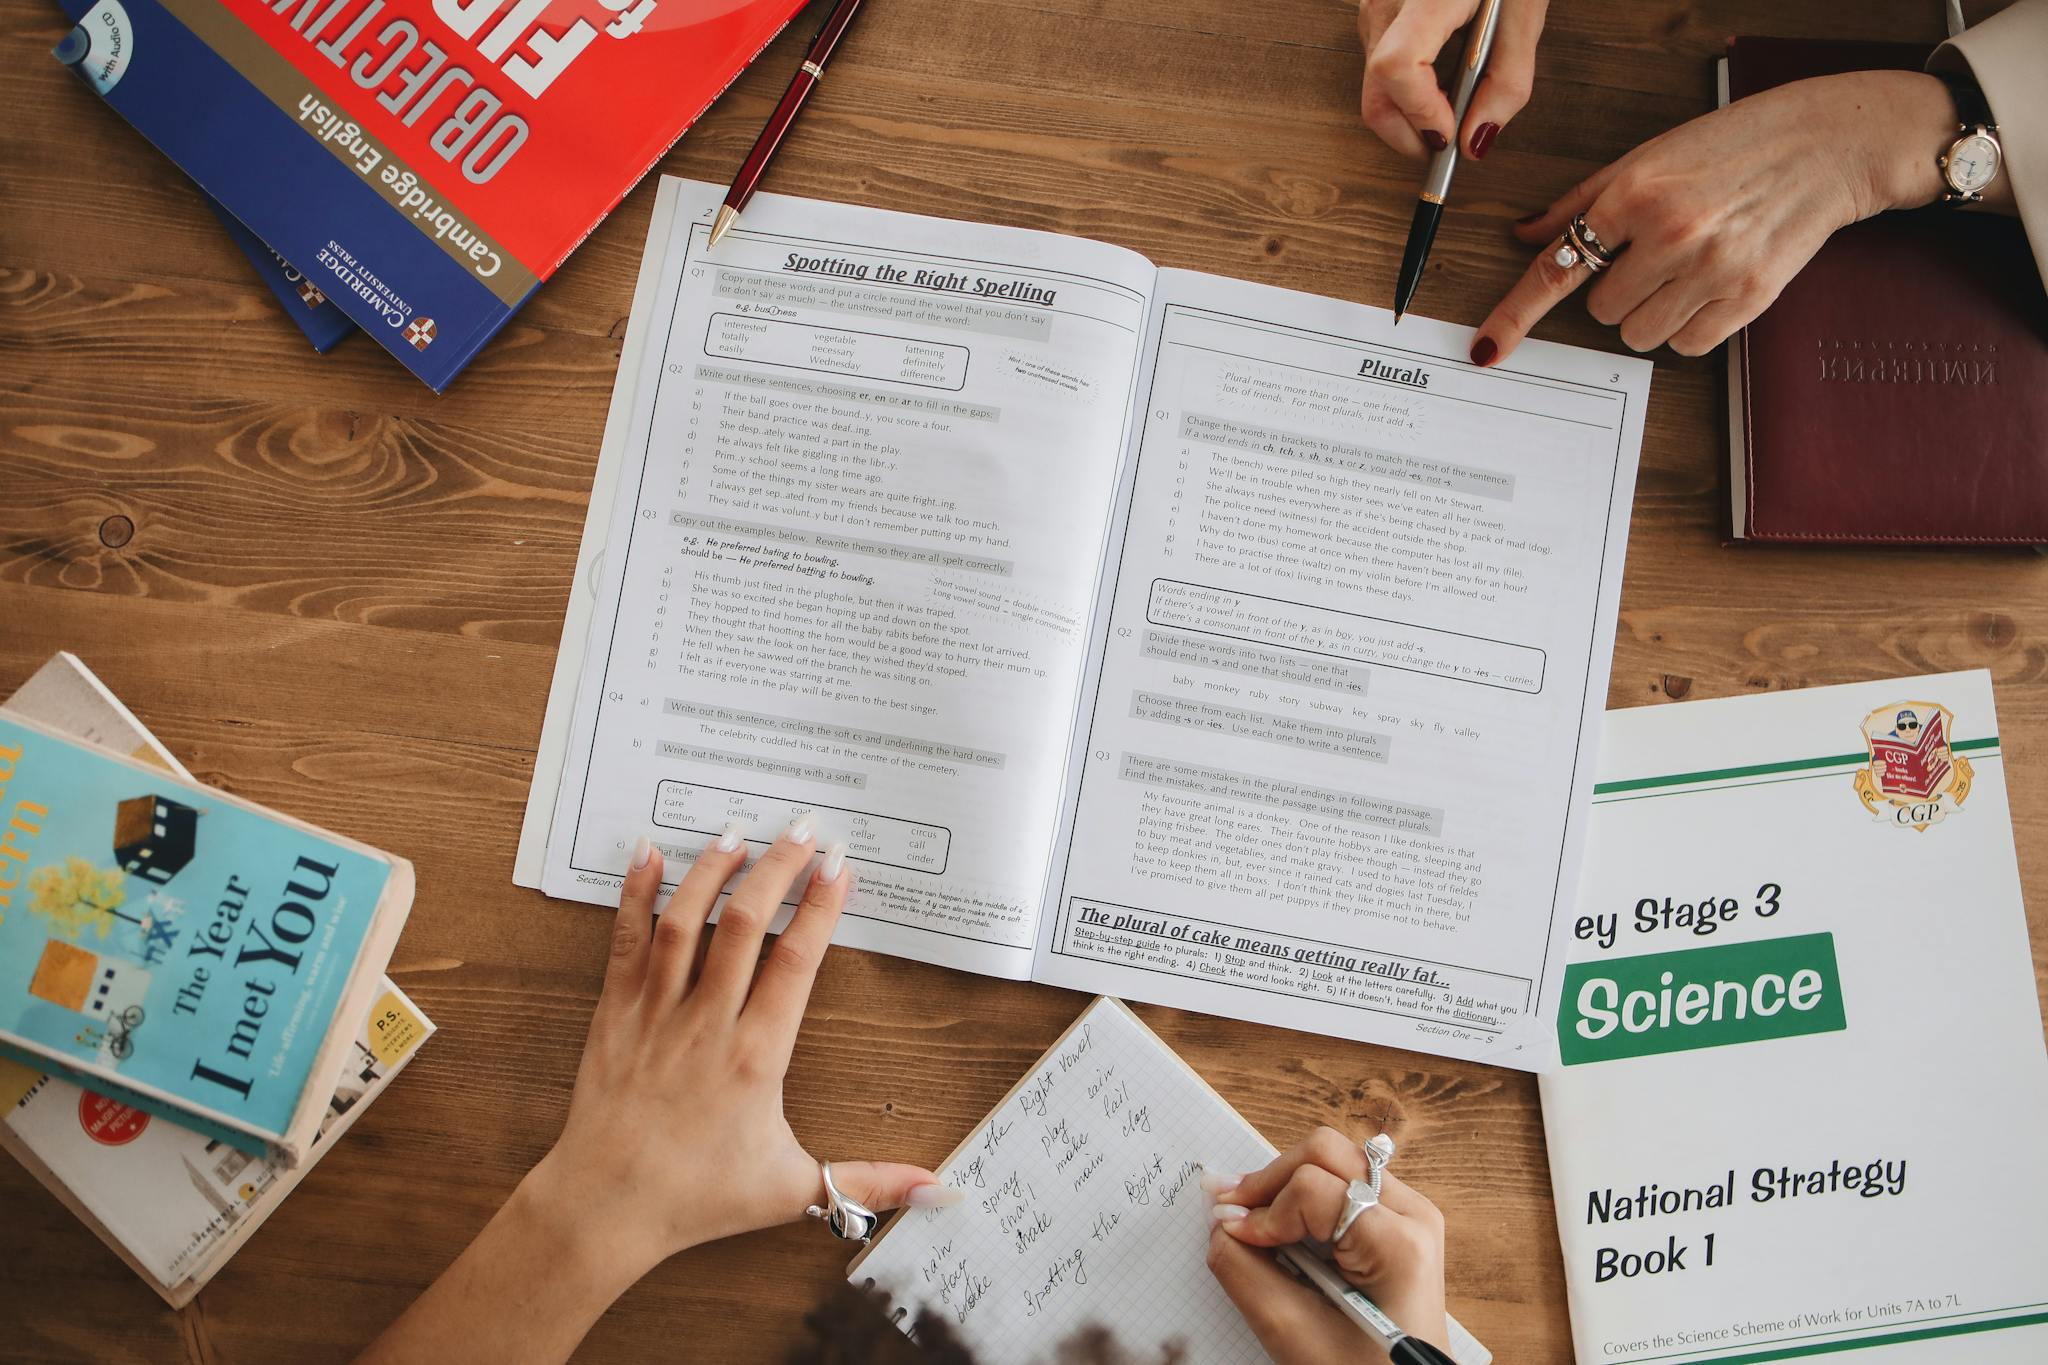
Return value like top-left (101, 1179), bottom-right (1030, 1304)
top-left (357, 822), bottom-right (952, 1365)
top-left (527, 822), bottom-right (951, 1279)
top-left (1358, 0), bottom-right (1548, 160)
top-left (1472, 70), bottom-right (1982, 366)
top-left (1204, 1127), bottom-right (1450, 1363)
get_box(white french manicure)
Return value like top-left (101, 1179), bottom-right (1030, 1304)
top-left (1210, 1203), bottom-right (1249, 1224)
top-left (716, 821), bottom-right (746, 853)
top-left (630, 836), bottom-right (652, 870)
top-left (788, 813), bottom-right (816, 845)
top-left (906, 1184), bottom-right (963, 1208)
top-left (818, 842), bottom-right (847, 883)
top-left (1198, 1169), bottom-right (1242, 1196)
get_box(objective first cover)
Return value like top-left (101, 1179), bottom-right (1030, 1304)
top-left (52, 0), bottom-right (808, 388)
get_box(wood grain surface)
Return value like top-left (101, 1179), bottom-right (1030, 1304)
top-left (3, 0), bottom-right (2044, 1360)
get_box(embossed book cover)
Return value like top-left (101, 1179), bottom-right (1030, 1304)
top-left (1723, 38), bottom-right (2048, 545)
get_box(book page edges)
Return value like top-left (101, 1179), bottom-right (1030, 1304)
top-left (1, 982), bottom-right (436, 1305)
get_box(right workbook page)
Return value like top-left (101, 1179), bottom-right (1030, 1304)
top-left (1038, 270), bottom-right (1650, 1065)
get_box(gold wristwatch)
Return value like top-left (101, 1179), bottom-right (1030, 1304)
top-left (1937, 78), bottom-right (2002, 204)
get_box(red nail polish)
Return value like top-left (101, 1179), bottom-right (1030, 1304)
top-left (1514, 211), bottom-right (1542, 226)
top-left (1420, 129), bottom-right (1448, 153)
top-left (1470, 336), bottom-right (1498, 367)
top-left (1471, 122), bottom-right (1499, 159)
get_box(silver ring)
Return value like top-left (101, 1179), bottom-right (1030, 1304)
top-left (1330, 1133), bottom-right (1397, 1247)
top-left (1332, 1176), bottom-right (1379, 1244)
top-left (805, 1162), bottom-right (879, 1244)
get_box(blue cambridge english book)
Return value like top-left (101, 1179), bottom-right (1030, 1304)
top-left (44, 0), bottom-right (355, 354)
top-left (0, 712), bottom-right (414, 1164)
top-left (48, 0), bottom-right (810, 390)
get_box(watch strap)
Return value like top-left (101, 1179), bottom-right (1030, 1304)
top-left (1939, 74), bottom-right (1995, 130)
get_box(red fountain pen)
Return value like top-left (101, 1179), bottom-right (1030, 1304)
top-left (708, 0), bottom-right (870, 249)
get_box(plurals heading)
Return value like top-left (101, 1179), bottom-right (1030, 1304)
top-left (1359, 355), bottom-right (1430, 388)
top-left (782, 253), bottom-right (1059, 307)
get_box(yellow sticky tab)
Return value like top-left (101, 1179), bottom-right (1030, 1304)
top-left (0, 1057), bottom-right (43, 1109)
top-left (367, 991), bottom-right (427, 1067)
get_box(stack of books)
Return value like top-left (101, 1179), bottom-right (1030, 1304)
top-left (45, 0), bottom-right (814, 389)
top-left (0, 654), bottom-right (432, 1306)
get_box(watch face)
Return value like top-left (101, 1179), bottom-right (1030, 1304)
top-left (1948, 133), bottom-right (2000, 193)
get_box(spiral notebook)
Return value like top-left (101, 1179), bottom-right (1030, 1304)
top-left (848, 997), bottom-right (1488, 1363)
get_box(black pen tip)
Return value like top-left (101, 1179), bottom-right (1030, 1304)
top-left (1390, 1337), bottom-right (1461, 1365)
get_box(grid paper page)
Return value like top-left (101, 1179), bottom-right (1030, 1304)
top-left (851, 997), bottom-right (1278, 1363)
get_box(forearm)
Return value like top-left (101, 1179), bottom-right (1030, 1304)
top-left (354, 1159), bottom-right (656, 1365)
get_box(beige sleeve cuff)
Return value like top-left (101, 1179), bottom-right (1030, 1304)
top-left (1931, 0), bottom-right (2048, 285)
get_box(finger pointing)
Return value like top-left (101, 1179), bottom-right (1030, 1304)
top-left (1471, 226), bottom-right (1604, 366)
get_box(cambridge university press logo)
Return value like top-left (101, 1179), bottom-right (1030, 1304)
top-left (406, 318), bottom-right (438, 351)
top-left (1853, 700), bottom-right (1972, 831)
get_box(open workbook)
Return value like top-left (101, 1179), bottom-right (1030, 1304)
top-left (521, 178), bottom-right (1651, 1066)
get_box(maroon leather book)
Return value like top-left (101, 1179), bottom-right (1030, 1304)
top-left (1725, 37), bottom-right (2048, 545)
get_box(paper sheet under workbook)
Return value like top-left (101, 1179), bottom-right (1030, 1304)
top-left (525, 177), bottom-right (1650, 1063)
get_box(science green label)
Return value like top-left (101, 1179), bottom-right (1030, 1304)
top-left (1559, 934), bottom-right (1846, 1065)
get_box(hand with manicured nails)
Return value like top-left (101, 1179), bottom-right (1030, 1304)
top-left (356, 820), bottom-right (955, 1365)
top-left (534, 820), bottom-right (952, 1268)
top-left (1358, 0), bottom-right (1548, 161)
top-left (1204, 1126), bottom-right (1451, 1364)
top-left (1471, 69), bottom-right (2017, 367)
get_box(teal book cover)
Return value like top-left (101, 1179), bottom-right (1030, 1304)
top-left (0, 714), bottom-right (393, 1150)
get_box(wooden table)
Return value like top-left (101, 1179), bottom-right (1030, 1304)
top-left (3, 0), bottom-right (2042, 1359)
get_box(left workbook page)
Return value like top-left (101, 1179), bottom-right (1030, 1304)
top-left (542, 181), bottom-right (1158, 978)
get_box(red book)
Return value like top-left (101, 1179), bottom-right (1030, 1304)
top-left (1723, 38), bottom-right (2048, 545)
top-left (56, 0), bottom-right (810, 389)
top-left (1867, 707), bottom-right (1952, 800)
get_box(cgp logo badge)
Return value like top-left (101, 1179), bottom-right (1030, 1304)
top-left (406, 318), bottom-right (438, 351)
top-left (1853, 700), bottom-right (1972, 832)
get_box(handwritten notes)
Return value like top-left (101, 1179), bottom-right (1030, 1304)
top-left (851, 998), bottom-right (1279, 1363)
